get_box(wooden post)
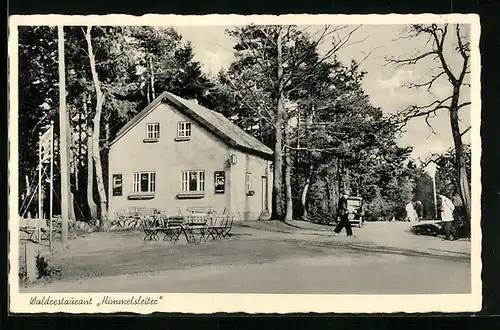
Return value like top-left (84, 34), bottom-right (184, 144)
top-left (37, 132), bottom-right (42, 243)
top-left (49, 121), bottom-right (54, 251)
top-left (25, 243), bottom-right (37, 281)
top-left (58, 25), bottom-right (69, 245)
top-left (432, 175), bottom-right (438, 219)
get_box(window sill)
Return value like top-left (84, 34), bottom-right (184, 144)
top-left (174, 137), bottom-right (191, 142)
top-left (143, 138), bottom-right (159, 143)
top-left (176, 192), bottom-right (205, 199)
top-left (127, 193), bottom-right (155, 200)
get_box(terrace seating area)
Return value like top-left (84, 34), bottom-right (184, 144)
top-left (115, 206), bottom-right (235, 245)
top-left (19, 216), bottom-right (63, 242)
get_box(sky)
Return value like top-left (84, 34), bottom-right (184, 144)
top-left (174, 25), bottom-right (471, 161)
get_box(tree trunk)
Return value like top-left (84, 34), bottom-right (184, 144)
top-left (105, 120), bottom-right (110, 150)
top-left (344, 167), bottom-right (350, 194)
top-left (324, 176), bottom-right (334, 217)
top-left (85, 26), bottom-right (109, 231)
top-left (450, 87), bottom-right (471, 220)
top-left (86, 126), bottom-right (97, 222)
top-left (300, 175), bottom-right (311, 220)
top-left (93, 110), bottom-right (108, 231)
top-left (69, 192), bottom-right (77, 225)
top-left (272, 26), bottom-right (285, 221)
top-left (146, 83), bottom-right (151, 103)
top-left (149, 55), bottom-right (156, 100)
top-left (284, 124), bottom-right (293, 221)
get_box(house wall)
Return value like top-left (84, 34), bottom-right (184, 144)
top-left (108, 102), bottom-right (272, 221)
top-left (229, 150), bottom-right (273, 221)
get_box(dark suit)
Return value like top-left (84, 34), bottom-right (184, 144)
top-left (334, 195), bottom-right (352, 236)
top-left (415, 201), bottom-right (423, 219)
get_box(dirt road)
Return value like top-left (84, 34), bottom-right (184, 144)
top-left (24, 250), bottom-right (470, 294)
top-left (21, 221), bottom-right (471, 294)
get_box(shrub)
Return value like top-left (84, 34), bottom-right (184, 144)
top-left (35, 254), bottom-right (61, 279)
top-left (452, 205), bottom-right (470, 238)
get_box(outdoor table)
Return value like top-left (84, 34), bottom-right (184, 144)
top-left (160, 215), bottom-right (185, 242)
top-left (182, 213), bottom-right (209, 244)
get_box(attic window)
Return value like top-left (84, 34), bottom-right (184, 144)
top-left (144, 123), bottom-right (160, 142)
top-left (176, 121), bottom-right (192, 140)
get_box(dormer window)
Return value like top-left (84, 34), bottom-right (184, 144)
top-left (144, 123), bottom-right (160, 143)
top-left (176, 121), bottom-right (192, 141)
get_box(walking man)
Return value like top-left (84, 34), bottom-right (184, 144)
top-left (333, 190), bottom-right (353, 237)
top-left (439, 194), bottom-right (456, 240)
top-left (415, 200), bottom-right (424, 221)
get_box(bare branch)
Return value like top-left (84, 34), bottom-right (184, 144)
top-left (456, 25), bottom-right (470, 85)
top-left (282, 25), bottom-right (362, 91)
top-left (284, 144), bottom-right (340, 153)
top-left (460, 126), bottom-right (471, 137)
top-left (357, 44), bottom-right (385, 66)
top-left (407, 71), bottom-right (446, 91)
top-left (431, 24), bottom-right (458, 85)
top-left (390, 96), bottom-right (452, 128)
top-left (456, 24), bottom-right (469, 60)
top-left (457, 101), bottom-right (471, 110)
top-left (239, 37), bottom-right (276, 90)
top-left (386, 50), bottom-right (438, 67)
top-left (221, 72), bottom-right (276, 128)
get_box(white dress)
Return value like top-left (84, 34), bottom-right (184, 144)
top-left (440, 195), bottom-right (455, 222)
top-left (405, 203), bottom-right (418, 222)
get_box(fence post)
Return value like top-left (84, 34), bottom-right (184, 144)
top-left (25, 243), bottom-right (37, 281)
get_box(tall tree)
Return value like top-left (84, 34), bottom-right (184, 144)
top-left (18, 26), bottom-right (58, 215)
top-left (84, 25), bottom-right (109, 230)
top-left (387, 24), bottom-right (472, 220)
top-left (222, 24), bottom-right (362, 221)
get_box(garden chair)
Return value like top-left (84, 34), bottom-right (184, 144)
top-left (207, 215), bottom-right (225, 240)
top-left (220, 215), bottom-right (235, 239)
top-left (143, 216), bottom-right (161, 241)
top-left (183, 213), bottom-right (209, 244)
top-left (161, 215), bottom-right (185, 242)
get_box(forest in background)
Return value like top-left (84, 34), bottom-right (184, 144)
top-left (17, 25), bottom-right (472, 235)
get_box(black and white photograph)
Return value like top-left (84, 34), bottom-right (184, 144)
top-left (8, 14), bottom-right (481, 313)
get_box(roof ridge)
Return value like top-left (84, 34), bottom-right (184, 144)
top-left (110, 91), bottom-right (273, 159)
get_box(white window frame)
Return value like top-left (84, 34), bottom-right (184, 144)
top-left (246, 172), bottom-right (252, 193)
top-left (181, 170), bottom-right (205, 192)
top-left (177, 121), bottom-right (192, 138)
top-left (146, 123), bottom-right (160, 139)
top-left (133, 172), bottom-right (156, 193)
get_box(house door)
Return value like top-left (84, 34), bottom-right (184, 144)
top-left (261, 176), bottom-right (268, 211)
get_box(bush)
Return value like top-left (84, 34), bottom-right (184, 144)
top-left (35, 254), bottom-right (61, 279)
top-left (452, 205), bottom-right (470, 238)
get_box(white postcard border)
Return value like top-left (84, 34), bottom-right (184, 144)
top-left (8, 13), bottom-right (482, 314)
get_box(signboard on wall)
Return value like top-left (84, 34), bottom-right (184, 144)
top-left (112, 174), bottom-right (123, 196)
top-left (214, 171), bottom-right (225, 194)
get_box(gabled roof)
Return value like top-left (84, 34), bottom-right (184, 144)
top-left (110, 91), bottom-right (274, 159)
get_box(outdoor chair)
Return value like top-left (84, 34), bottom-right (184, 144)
top-left (220, 215), bottom-right (235, 239)
top-left (206, 215), bottom-right (223, 240)
top-left (161, 215), bottom-right (185, 242)
top-left (19, 218), bottom-right (39, 241)
top-left (142, 217), bottom-right (161, 241)
top-left (207, 215), bottom-right (233, 240)
top-left (183, 213), bottom-right (209, 244)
